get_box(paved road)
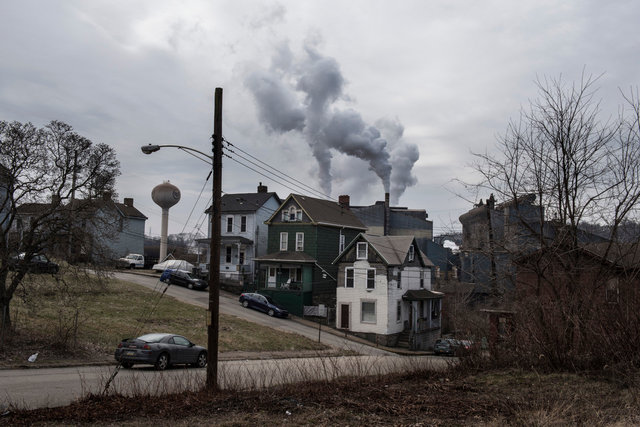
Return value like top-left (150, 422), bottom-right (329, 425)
top-left (0, 354), bottom-right (451, 410)
top-left (111, 271), bottom-right (394, 356)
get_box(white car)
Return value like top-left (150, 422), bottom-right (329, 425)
top-left (117, 254), bottom-right (145, 269)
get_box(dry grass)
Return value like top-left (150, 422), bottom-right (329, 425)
top-left (3, 367), bottom-right (639, 425)
top-left (0, 272), bottom-right (326, 367)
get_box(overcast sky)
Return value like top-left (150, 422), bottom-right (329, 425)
top-left (2, 1), bottom-right (639, 239)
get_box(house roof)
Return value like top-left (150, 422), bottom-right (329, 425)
top-left (402, 289), bottom-right (444, 301)
top-left (254, 251), bottom-right (317, 263)
top-left (212, 192), bottom-right (280, 213)
top-left (267, 194), bottom-right (366, 230)
top-left (334, 233), bottom-right (434, 267)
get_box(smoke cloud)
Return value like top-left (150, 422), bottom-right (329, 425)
top-left (244, 41), bottom-right (419, 202)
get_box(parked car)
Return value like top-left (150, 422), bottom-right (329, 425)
top-left (8, 253), bottom-right (59, 274)
top-left (434, 338), bottom-right (475, 356)
top-left (114, 333), bottom-right (207, 370)
top-left (116, 254), bottom-right (145, 269)
top-left (160, 269), bottom-right (208, 291)
top-left (239, 292), bottom-right (289, 318)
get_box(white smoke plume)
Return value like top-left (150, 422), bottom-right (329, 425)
top-left (244, 41), bottom-right (419, 202)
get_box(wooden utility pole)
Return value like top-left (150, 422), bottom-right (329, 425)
top-left (207, 88), bottom-right (223, 390)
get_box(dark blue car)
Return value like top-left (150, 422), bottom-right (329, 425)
top-left (239, 292), bottom-right (289, 318)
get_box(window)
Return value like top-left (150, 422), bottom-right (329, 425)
top-left (431, 299), bottom-right (441, 319)
top-left (357, 242), bottom-right (368, 260)
top-left (289, 206), bottom-right (297, 221)
top-left (296, 232), bottom-right (304, 251)
top-left (367, 269), bottom-right (376, 289)
top-left (269, 267), bottom-right (276, 277)
top-left (226, 216), bottom-right (233, 232)
top-left (361, 301), bottom-right (376, 323)
top-left (280, 232), bottom-right (288, 251)
top-left (420, 271), bottom-right (425, 288)
top-left (225, 246), bottom-right (232, 263)
top-left (339, 233), bottom-right (345, 253)
top-left (345, 268), bottom-right (354, 287)
top-left (240, 216), bottom-right (247, 232)
top-left (408, 245), bottom-right (415, 261)
top-left (397, 269), bottom-right (402, 289)
top-left (239, 251), bottom-right (245, 265)
top-left (396, 300), bottom-right (402, 322)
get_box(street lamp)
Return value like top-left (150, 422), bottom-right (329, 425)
top-left (140, 88), bottom-right (223, 390)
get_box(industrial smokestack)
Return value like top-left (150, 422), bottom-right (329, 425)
top-left (384, 192), bottom-right (390, 236)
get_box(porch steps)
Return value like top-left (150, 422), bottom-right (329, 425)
top-left (396, 330), bottom-right (411, 349)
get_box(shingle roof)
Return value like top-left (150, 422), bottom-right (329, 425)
top-left (221, 192), bottom-right (280, 213)
top-left (335, 233), bottom-right (434, 267)
top-left (272, 194), bottom-right (365, 229)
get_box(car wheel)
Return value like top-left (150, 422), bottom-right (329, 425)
top-left (268, 309), bottom-right (275, 317)
top-left (155, 353), bottom-right (169, 371)
top-left (193, 351), bottom-right (207, 368)
top-left (121, 361), bottom-right (133, 369)
top-left (242, 300), bottom-right (249, 308)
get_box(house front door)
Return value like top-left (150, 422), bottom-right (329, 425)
top-left (340, 304), bottom-right (350, 329)
top-left (267, 267), bottom-right (276, 287)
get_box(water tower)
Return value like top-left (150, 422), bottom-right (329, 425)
top-left (152, 181), bottom-right (181, 261)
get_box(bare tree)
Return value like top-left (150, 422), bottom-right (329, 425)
top-left (472, 74), bottom-right (640, 369)
top-left (0, 120), bottom-right (121, 330)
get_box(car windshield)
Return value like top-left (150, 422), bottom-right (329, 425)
top-left (136, 333), bottom-right (168, 343)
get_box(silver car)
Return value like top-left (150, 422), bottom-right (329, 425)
top-left (114, 333), bottom-right (207, 370)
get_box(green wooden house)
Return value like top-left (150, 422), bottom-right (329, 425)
top-left (254, 194), bottom-right (366, 316)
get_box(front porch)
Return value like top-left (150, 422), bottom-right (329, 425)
top-left (253, 252), bottom-right (317, 316)
top-left (402, 289), bottom-right (444, 350)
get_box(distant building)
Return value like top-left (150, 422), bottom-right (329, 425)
top-left (347, 193), bottom-right (453, 281)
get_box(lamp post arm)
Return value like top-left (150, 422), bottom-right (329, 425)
top-left (143, 144), bottom-right (213, 163)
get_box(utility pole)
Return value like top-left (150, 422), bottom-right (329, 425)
top-left (207, 88), bottom-right (223, 390)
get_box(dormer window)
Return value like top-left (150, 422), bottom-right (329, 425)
top-left (357, 242), bottom-right (368, 260)
top-left (282, 206), bottom-right (302, 222)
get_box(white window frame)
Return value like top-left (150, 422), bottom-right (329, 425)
top-left (345, 267), bottom-right (354, 288)
top-left (240, 216), bottom-right (247, 232)
top-left (361, 300), bottom-right (376, 324)
top-left (356, 242), bottom-right (368, 260)
top-left (226, 216), bottom-right (233, 233)
top-left (339, 232), bottom-right (345, 253)
top-left (296, 232), bottom-right (304, 251)
top-left (280, 232), bottom-right (288, 251)
top-left (366, 268), bottom-right (376, 289)
top-left (408, 245), bottom-right (415, 261)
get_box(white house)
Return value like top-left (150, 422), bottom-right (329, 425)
top-left (203, 183), bottom-right (281, 286)
top-left (334, 233), bottom-right (443, 350)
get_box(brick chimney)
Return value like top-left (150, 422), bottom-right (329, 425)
top-left (124, 197), bottom-right (134, 207)
top-left (257, 182), bottom-right (268, 193)
top-left (338, 195), bottom-right (350, 208)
